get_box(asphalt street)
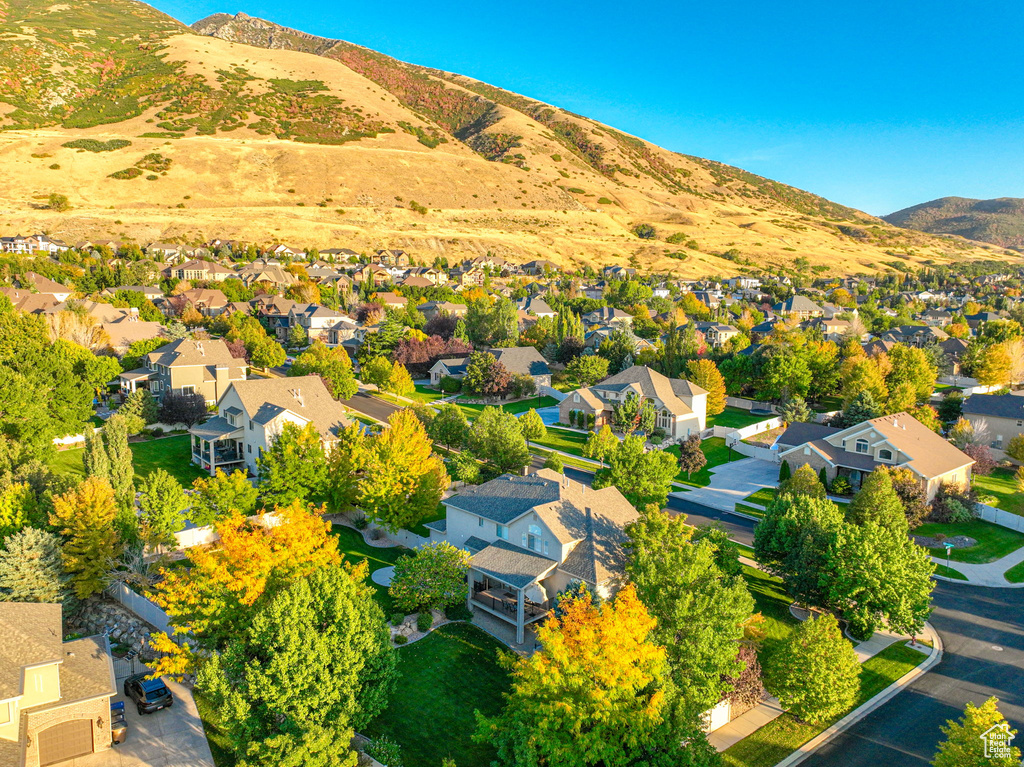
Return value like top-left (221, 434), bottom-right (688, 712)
top-left (339, 391), bottom-right (402, 423)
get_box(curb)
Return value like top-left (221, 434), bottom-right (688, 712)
top-left (771, 622), bottom-right (943, 767)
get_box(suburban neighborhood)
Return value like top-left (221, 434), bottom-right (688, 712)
top-left (0, 236), bottom-right (1022, 767)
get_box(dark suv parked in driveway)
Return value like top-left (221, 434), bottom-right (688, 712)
top-left (123, 674), bottom-right (173, 715)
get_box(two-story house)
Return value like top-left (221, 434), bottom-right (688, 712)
top-left (168, 259), bottom-right (236, 283)
top-left (962, 394), bottom-right (1024, 458)
top-left (289, 304), bottom-right (351, 343)
top-left (582, 307), bottom-right (633, 327)
top-left (189, 375), bottom-right (354, 476)
top-left (427, 470), bottom-right (639, 644)
top-left (0, 603), bottom-right (116, 767)
top-left (558, 365), bottom-right (707, 439)
top-left (694, 321), bottom-right (741, 349)
top-left (773, 295), bottom-right (824, 320)
top-left (777, 412), bottom-right (974, 500)
top-left (428, 347), bottom-right (552, 391)
top-left (118, 338), bottom-right (246, 403)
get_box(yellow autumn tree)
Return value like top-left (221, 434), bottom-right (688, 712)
top-left (477, 585), bottom-right (701, 765)
top-left (50, 477), bottom-right (122, 599)
top-left (150, 500), bottom-right (340, 676)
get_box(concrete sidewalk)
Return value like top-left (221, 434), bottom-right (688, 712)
top-left (671, 458), bottom-right (778, 512)
top-left (932, 544), bottom-right (1024, 588)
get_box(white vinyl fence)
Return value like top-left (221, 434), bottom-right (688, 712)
top-left (105, 581), bottom-right (173, 636)
top-left (976, 503), bottom-right (1024, 533)
top-left (724, 417), bottom-right (784, 463)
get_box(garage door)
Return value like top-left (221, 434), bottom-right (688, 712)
top-left (37, 719), bottom-right (94, 766)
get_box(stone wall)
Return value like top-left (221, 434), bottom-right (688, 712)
top-left (65, 598), bottom-right (158, 661)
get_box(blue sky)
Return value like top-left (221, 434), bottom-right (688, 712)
top-left (153, 0), bottom-right (1024, 215)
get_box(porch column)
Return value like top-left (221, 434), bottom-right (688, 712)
top-left (516, 588), bottom-right (525, 644)
top-left (209, 436), bottom-right (219, 476)
top-left (466, 569), bottom-right (475, 613)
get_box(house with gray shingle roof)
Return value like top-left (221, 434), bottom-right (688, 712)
top-left (963, 394), bottom-right (1024, 458)
top-left (428, 347), bottom-right (551, 390)
top-left (558, 364), bottom-right (707, 440)
top-left (428, 469), bottom-right (639, 643)
top-left (0, 603), bottom-right (116, 767)
top-left (189, 375), bottom-right (354, 476)
top-left (118, 338), bottom-right (246, 402)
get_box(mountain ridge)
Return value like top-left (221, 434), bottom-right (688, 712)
top-left (884, 196), bottom-right (1024, 252)
top-left (0, 0), bottom-right (1013, 274)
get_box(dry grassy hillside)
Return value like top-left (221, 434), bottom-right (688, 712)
top-left (0, 1), bottom-right (1015, 274)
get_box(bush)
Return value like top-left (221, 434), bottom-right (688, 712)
top-left (444, 602), bottom-right (473, 622)
top-left (150, 427), bottom-right (164, 438)
top-left (62, 138), bottom-right (131, 152)
top-left (367, 736), bottom-right (403, 766)
top-left (392, 634), bottom-right (408, 646)
top-left (353, 514), bottom-right (369, 530)
top-left (47, 193), bottom-right (70, 211)
top-left (438, 375), bottom-right (462, 393)
top-left (631, 223), bottom-right (657, 239)
top-left (830, 477), bottom-right (852, 495)
top-left (389, 612), bottom-right (404, 626)
top-left (109, 167), bottom-right (142, 180)
top-left (597, 197), bottom-right (613, 205)
top-left (649, 435), bottom-right (664, 445)
top-left (416, 611), bottom-right (433, 632)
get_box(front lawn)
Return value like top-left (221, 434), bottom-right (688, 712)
top-left (709, 407), bottom-right (774, 430)
top-left (1005, 560), bottom-right (1024, 583)
top-left (48, 434), bottom-right (206, 489)
top-left (366, 622), bottom-right (512, 767)
top-left (934, 563), bottom-right (968, 581)
top-left (409, 384), bottom-right (448, 404)
top-left (529, 425), bottom-right (590, 457)
top-left (973, 467), bottom-right (1024, 516)
top-left (914, 520), bottom-right (1024, 564)
top-left (744, 487), bottom-right (778, 508)
top-left (668, 437), bottom-right (742, 486)
top-left (721, 641), bottom-right (927, 767)
top-left (332, 525), bottom-right (405, 613)
top-left (453, 394), bottom-right (559, 421)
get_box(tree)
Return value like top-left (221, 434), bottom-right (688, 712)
top-left (963, 443), bottom-right (997, 476)
top-left (103, 413), bottom-right (135, 515)
top-left (119, 390), bottom-right (158, 434)
top-left (611, 391), bottom-right (651, 435)
top-left (196, 564), bottom-right (396, 765)
top-left (625, 508), bottom-right (754, 722)
top-left (427, 403), bottom-right (468, 449)
top-left (48, 192), bottom-right (71, 211)
top-left (948, 417), bottom-right (982, 449)
top-left (476, 585), bottom-right (703, 767)
top-left (138, 469), bottom-right (189, 549)
top-left (257, 423), bottom-right (328, 508)
top-left (325, 425), bottom-right (368, 513)
top-left (779, 396), bottom-right (812, 424)
top-left (686, 359), bottom-right (727, 416)
top-left (83, 427), bottom-right (109, 481)
top-left (845, 469), bottom-right (906, 533)
top-left (0, 482), bottom-right (40, 539)
top-left (249, 335), bottom-right (287, 370)
top-left (361, 356), bottom-right (394, 390)
top-left (152, 502), bottom-right (341, 660)
top-left (519, 409), bottom-right (547, 442)
top-left (886, 344), bottom-right (937, 404)
top-left (835, 390), bottom-right (883, 427)
top-left (388, 542), bottom-right (470, 613)
top-left (779, 463), bottom-right (826, 499)
top-left (932, 697), bottom-right (1021, 767)
top-left (631, 223), bottom-right (657, 239)
top-left (1005, 433), bottom-right (1024, 462)
top-left (676, 434), bottom-right (707, 479)
top-left (286, 322), bottom-right (308, 349)
top-left (582, 425), bottom-right (618, 467)
top-left (974, 343), bottom-right (1012, 387)
top-left (764, 614), bottom-right (859, 725)
top-left (358, 410), bottom-right (449, 532)
top-left (565, 355), bottom-right (609, 388)
top-left (841, 357), bottom-right (888, 405)
top-left (0, 527), bottom-right (70, 604)
top-left (462, 352), bottom-right (512, 399)
top-left (1016, 465), bottom-right (1024, 494)
top-left (385, 362), bottom-right (415, 397)
top-left (543, 452), bottom-right (564, 473)
top-left (290, 342), bottom-right (358, 400)
top-left (779, 460), bottom-right (792, 482)
top-left (467, 407), bottom-right (530, 475)
top-left (159, 392), bottom-right (208, 427)
top-left (191, 469), bottom-right (260, 527)
top-left (598, 328), bottom-right (639, 374)
top-left (49, 477), bottom-right (122, 599)
top-left (593, 436), bottom-right (678, 509)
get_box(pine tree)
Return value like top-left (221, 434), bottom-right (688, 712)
top-left (933, 697), bottom-right (1021, 767)
top-left (778, 460), bottom-right (792, 482)
top-left (49, 477), bottom-right (123, 599)
top-left (0, 527), bottom-right (71, 604)
top-left (83, 427), bottom-right (109, 481)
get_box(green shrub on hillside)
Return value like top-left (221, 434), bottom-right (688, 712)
top-left (109, 167), bottom-right (142, 180)
top-left (61, 139), bottom-right (131, 152)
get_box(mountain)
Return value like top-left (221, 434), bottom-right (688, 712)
top-left (0, 0), bottom-right (1012, 274)
top-left (884, 197), bottom-right (1024, 252)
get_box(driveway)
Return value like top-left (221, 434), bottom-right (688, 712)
top-left (671, 457), bottom-right (778, 512)
top-left (73, 675), bottom-right (214, 767)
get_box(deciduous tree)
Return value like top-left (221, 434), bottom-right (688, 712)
top-left (191, 469), bottom-right (260, 527)
top-left (289, 342), bottom-right (358, 400)
top-left (428, 403), bottom-right (468, 450)
top-left (593, 436), bottom-right (678, 509)
top-left (565, 355), bottom-right (609, 388)
top-left (388, 542), bottom-right (470, 613)
top-left (50, 477), bottom-right (122, 599)
top-left (686, 359), bottom-right (727, 416)
top-left (138, 469), bottom-right (189, 549)
top-left (779, 463), bottom-right (826, 499)
top-left (582, 425), bottom-right (618, 467)
top-left (519, 408), bottom-right (547, 442)
top-left (467, 406), bottom-right (530, 475)
top-left (676, 434), bottom-right (707, 479)
top-left (932, 697), bottom-right (1021, 767)
top-left (257, 423), bottom-right (328, 508)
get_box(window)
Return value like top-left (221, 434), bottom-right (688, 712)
top-left (247, 444), bottom-right (252, 454)
top-left (478, 516), bottom-right (484, 527)
top-left (496, 524), bottom-right (507, 540)
top-left (573, 393), bottom-right (580, 403)
top-left (527, 524), bottom-right (542, 552)
top-left (181, 385), bottom-right (195, 395)
top-left (248, 420), bottom-right (253, 431)
top-left (855, 439), bottom-right (869, 454)
top-left (879, 449), bottom-right (892, 461)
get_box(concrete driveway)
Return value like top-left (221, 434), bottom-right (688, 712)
top-left (672, 457), bottom-right (778, 512)
top-left (72, 675), bottom-right (214, 767)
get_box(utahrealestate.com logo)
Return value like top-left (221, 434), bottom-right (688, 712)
top-left (980, 722), bottom-right (1016, 759)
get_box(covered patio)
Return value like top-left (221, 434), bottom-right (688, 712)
top-left (118, 368), bottom-right (152, 395)
top-left (468, 539), bottom-right (556, 644)
top-left (189, 412), bottom-right (245, 476)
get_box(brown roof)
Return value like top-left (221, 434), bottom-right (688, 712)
top-left (147, 338), bottom-right (240, 369)
top-left (229, 375), bottom-right (353, 440)
top-left (56, 636), bottom-right (116, 703)
top-left (0, 603), bottom-right (62, 699)
top-left (590, 365), bottom-right (706, 416)
top-left (865, 412), bottom-right (974, 479)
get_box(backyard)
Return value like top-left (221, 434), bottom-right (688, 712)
top-left (332, 524), bottom-right (405, 613)
top-left (48, 434), bottom-right (207, 488)
top-left (365, 622), bottom-right (512, 767)
top-left (973, 467), bottom-right (1024, 516)
top-left (709, 407), bottom-right (775, 430)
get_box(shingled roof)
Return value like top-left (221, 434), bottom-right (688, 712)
top-left (229, 375), bottom-right (353, 440)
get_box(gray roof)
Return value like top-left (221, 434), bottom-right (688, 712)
top-left (490, 347), bottom-right (550, 377)
top-left (777, 422), bottom-right (842, 448)
top-left (147, 338), bottom-right (240, 370)
top-left (58, 636), bottom-right (116, 703)
top-left (0, 603), bottom-right (62, 698)
top-left (962, 394), bottom-right (1024, 420)
top-left (191, 416), bottom-right (243, 441)
top-left (471, 539), bottom-right (557, 588)
top-left (425, 518), bottom-right (447, 534)
top-left (464, 535), bottom-right (489, 553)
top-left (774, 295), bottom-right (823, 313)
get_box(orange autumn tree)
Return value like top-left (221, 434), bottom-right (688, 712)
top-left (150, 500), bottom-right (340, 676)
top-left (477, 585), bottom-right (703, 766)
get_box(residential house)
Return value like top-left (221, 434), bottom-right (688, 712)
top-left (169, 259), bottom-right (235, 283)
top-left (962, 394), bottom-right (1024, 457)
top-left (101, 317), bottom-right (166, 355)
top-left (352, 263), bottom-right (392, 288)
top-left (189, 375), bottom-right (354, 476)
top-left (177, 288), bottom-right (229, 317)
top-left (773, 295), bottom-right (824, 319)
top-left (15, 273), bottom-right (72, 302)
top-left (582, 307), bottom-right (633, 327)
top-left (99, 285), bottom-right (163, 302)
top-left (454, 267), bottom-right (486, 288)
top-left (522, 259), bottom-right (559, 276)
top-left (373, 291), bottom-right (408, 311)
top-left (375, 249), bottom-right (411, 267)
top-left (237, 263), bottom-right (296, 290)
top-left (694, 321), bottom-right (740, 349)
top-left (0, 289), bottom-right (62, 314)
top-left (690, 291), bottom-right (722, 311)
top-left (426, 470), bottom-right (639, 643)
top-left (270, 244), bottom-right (304, 258)
top-left (727, 276), bottom-right (761, 291)
top-left (602, 265), bottom-right (636, 279)
top-left (119, 338), bottom-right (246, 402)
top-left (778, 412), bottom-right (973, 500)
top-left (0, 603), bottom-right (116, 767)
top-left (319, 248), bottom-right (359, 261)
top-left (289, 304), bottom-right (350, 342)
top-left (420, 301), bottom-right (468, 321)
top-left (558, 365), bottom-right (707, 439)
top-left (252, 296), bottom-right (299, 339)
top-left (400, 274), bottom-right (436, 290)
top-left (516, 296), bottom-right (556, 318)
top-left (428, 347), bottom-right (552, 390)
top-left (325, 315), bottom-right (362, 346)
top-left (882, 325), bottom-right (949, 348)
top-left (147, 242), bottom-right (182, 261)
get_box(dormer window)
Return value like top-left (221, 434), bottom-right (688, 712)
top-left (879, 449), bottom-right (893, 461)
top-left (855, 439), bottom-right (869, 454)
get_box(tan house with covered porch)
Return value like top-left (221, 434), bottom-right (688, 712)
top-left (426, 470), bottom-right (639, 644)
top-left (778, 412), bottom-right (973, 501)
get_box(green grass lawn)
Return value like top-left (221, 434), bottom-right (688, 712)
top-left (722, 641), bottom-right (927, 767)
top-left (744, 487), bottom-right (778, 507)
top-left (667, 437), bottom-right (742, 486)
top-left (709, 407), bottom-right (775, 430)
top-left (452, 394), bottom-right (559, 421)
top-left (934, 563), bottom-right (969, 581)
top-left (366, 622), bottom-right (512, 767)
top-left (49, 434), bottom-right (206, 488)
top-left (973, 467), bottom-right (1024, 516)
top-left (332, 525), bottom-right (406, 614)
top-left (810, 395), bottom-right (844, 413)
top-left (529, 446), bottom-right (598, 472)
top-left (194, 693), bottom-right (236, 767)
top-left (408, 384), bottom-right (448, 404)
top-left (736, 504), bottom-right (765, 518)
top-left (914, 520), bottom-right (1024, 564)
top-left (530, 425), bottom-right (590, 457)
top-left (1005, 560), bottom-right (1024, 583)
top-left (409, 502), bottom-right (447, 538)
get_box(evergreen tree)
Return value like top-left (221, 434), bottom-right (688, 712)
top-left (83, 427), bottom-right (109, 482)
top-left (932, 697), bottom-right (1021, 767)
top-left (103, 413), bottom-right (135, 511)
top-left (0, 527), bottom-right (70, 603)
top-left (138, 469), bottom-right (189, 549)
top-left (765, 614), bottom-right (860, 725)
top-left (778, 460), bottom-right (792, 482)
